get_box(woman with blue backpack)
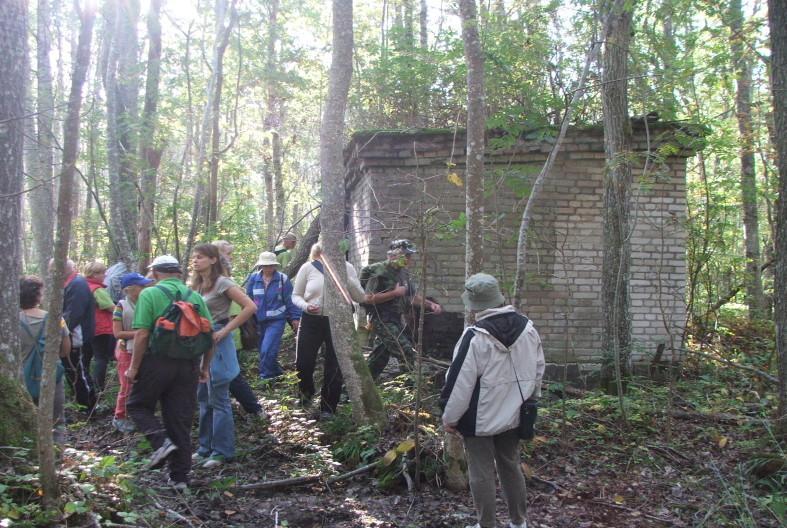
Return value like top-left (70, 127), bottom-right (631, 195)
top-left (245, 251), bottom-right (301, 381)
top-left (19, 276), bottom-right (71, 444)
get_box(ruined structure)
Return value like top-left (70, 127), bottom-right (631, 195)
top-left (344, 122), bottom-right (703, 380)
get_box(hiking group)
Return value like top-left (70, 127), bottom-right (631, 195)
top-left (18, 235), bottom-right (544, 528)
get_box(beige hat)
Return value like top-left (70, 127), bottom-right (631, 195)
top-left (255, 251), bottom-right (279, 267)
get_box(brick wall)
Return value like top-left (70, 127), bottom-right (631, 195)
top-left (345, 123), bottom-right (699, 370)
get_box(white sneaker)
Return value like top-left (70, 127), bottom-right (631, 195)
top-left (147, 438), bottom-right (177, 470)
top-left (202, 455), bottom-right (225, 468)
top-left (167, 478), bottom-right (188, 492)
top-left (510, 522), bottom-right (527, 528)
top-left (465, 524), bottom-right (481, 528)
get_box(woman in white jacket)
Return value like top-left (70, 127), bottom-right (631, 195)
top-left (441, 273), bottom-right (545, 528)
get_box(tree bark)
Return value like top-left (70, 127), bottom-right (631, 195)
top-left (320, 0), bottom-right (385, 426)
top-left (600, 0), bottom-right (634, 393)
top-left (137, 0), bottom-right (163, 271)
top-left (263, 0), bottom-right (280, 248)
top-left (727, 0), bottom-right (765, 319)
top-left (31, 0), bottom-right (56, 278)
top-left (40, 0), bottom-right (96, 505)
top-left (458, 0), bottom-right (485, 278)
top-left (768, 0), bottom-right (787, 434)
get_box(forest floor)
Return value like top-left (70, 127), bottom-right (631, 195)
top-left (2, 321), bottom-right (786, 527)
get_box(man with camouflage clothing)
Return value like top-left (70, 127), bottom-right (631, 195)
top-left (361, 239), bottom-right (443, 380)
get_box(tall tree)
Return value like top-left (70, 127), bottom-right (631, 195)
top-left (727, 0), bottom-right (765, 319)
top-left (136, 0), bottom-right (163, 271)
top-left (320, 0), bottom-right (385, 426)
top-left (600, 0), bottom-right (635, 395)
top-left (263, 0), bottom-right (282, 247)
top-left (458, 0), bottom-right (485, 277)
top-left (768, 0), bottom-right (787, 434)
top-left (39, 1), bottom-right (96, 504)
top-left (30, 0), bottom-right (56, 277)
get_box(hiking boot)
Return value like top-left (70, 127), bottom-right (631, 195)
top-left (147, 438), bottom-right (177, 470)
top-left (112, 417), bottom-right (136, 433)
top-left (167, 478), bottom-right (188, 493)
top-left (202, 455), bottom-right (226, 469)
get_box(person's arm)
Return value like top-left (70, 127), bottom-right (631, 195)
top-left (213, 286), bottom-right (256, 343)
top-left (441, 330), bottom-right (479, 434)
top-left (112, 304), bottom-right (135, 340)
top-left (283, 277), bottom-right (301, 331)
top-left (345, 263), bottom-right (368, 304)
top-left (126, 328), bottom-right (149, 383)
top-left (291, 265), bottom-right (312, 312)
top-left (412, 293), bottom-right (443, 315)
top-left (59, 318), bottom-right (71, 358)
top-left (93, 287), bottom-right (115, 311)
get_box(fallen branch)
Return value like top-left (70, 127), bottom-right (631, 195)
top-left (236, 461), bottom-right (380, 491)
top-left (590, 499), bottom-right (673, 524)
top-left (669, 409), bottom-right (755, 425)
top-left (682, 348), bottom-right (777, 384)
top-left (530, 475), bottom-right (566, 491)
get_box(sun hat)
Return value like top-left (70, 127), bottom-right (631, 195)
top-left (148, 255), bottom-right (182, 272)
top-left (281, 233), bottom-right (297, 242)
top-left (255, 251), bottom-right (280, 267)
top-left (120, 272), bottom-right (154, 289)
top-left (461, 273), bottom-right (506, 311)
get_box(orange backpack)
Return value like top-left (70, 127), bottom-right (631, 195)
top-left (148, 285), bottom-right (213, 360)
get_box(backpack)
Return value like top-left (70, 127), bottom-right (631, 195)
top-left (104, 261), bottom-right (129, 303)
top-left (21, 315), bottom-right (65, 402)
top-left (148, 285), bottom-right (213, 360)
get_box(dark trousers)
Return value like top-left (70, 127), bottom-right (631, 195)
top-left (89, 333), bottom-right (117, 392)
top-left (62, 346), bottom-right (97, 411)
top-left (127, 354), bottom-right (200, 483)
top-left (229, 372), bottom-right (261, 414)
top-left (367, 320), bottom-right (415, 381)
top-left (295, 312), bottom-right (342, 413)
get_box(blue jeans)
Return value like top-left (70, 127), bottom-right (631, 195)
top-left (197, 327), bottom-right (239, 459)
top-left (258, 318), bottom-right (286, 379)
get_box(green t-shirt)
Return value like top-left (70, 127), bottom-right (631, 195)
top-left (276, 248), bottom-right (293, 268)
top-left (132, 278), bottom-right (213, 330)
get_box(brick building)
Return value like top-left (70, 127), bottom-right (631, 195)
top-left (344, 122), bottom-right (703, 379)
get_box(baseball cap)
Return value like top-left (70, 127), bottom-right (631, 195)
top-left (120, 272), bottom-right (154, 289)
top-left (148, 255), bottom-right (181, 272)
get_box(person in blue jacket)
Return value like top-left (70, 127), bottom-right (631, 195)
top-left (246, 251), bottom-right (301, 380)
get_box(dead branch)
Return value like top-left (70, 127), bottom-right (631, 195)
top-left (590, 499), bottom-right (674, 524)
top-left (683, 348), bottom-right (778, 384)
top-left (669, 409), bottom-right (755, 424)
top-left (530, 475), bottom-right (566, 491)
top-left (236, 461), bottom-right (379, 491)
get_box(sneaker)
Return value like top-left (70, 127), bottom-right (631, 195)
top-left (202, 455), bottom-right (225, 469)
top-left (192, 451), bottom-right (209, 462)
top-left (167, 479), bottom-right (188, 493)
top-left (465, 524), bottom-right (481, 528)
top-left (112, 417), bottom-right (136, 433)
top-left (147, 438), bottom-right (178, 470)
top-left (510, 522), bottom-right (527, 528)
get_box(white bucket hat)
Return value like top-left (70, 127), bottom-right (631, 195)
top-left (255, 251), bottom-right (279, 267)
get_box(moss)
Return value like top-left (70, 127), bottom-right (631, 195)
top-left (0, 375), bottom-right (37, 448)
top-left (351, 327), bottom-right (386, 427)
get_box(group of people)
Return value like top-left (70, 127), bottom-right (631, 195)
top-left (18, 234), bottom-right (544, 528)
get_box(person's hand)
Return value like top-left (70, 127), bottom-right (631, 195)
top-left (198, 366), bottom-right (210, 384)
top-left (126, 366), bottom-right (138, 383)
top-left (213, 328), bottom-right (229, 343)
top-left (291, 319), bottom-right (300, 333)
top-left (429, 301), bottom-right (443, 315)
top-left (443, 422), bottom-right (461, 437)
top-left (392, 284), bottom-right (406, 297)
top-left (306, 304), bottom-right (320, 314)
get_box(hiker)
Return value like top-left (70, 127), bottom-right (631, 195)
top-left (191, 243), bottom-right (257, 468)
top-left (440, 273), bottom-right (545, 528)
top-left (246, 251), bottom-right (301, 381)
top-left (360, 239), bottom-right (442, 380)
top-left (275, 232), bottom-right (297, 268)
top-left (111, 272), bottom-right (153, 433)
top-left (126, 255), bottom-right (214, 491)
top-left (291, 242), bottom-right (388, 417)
top-left (53, 258), bottom-right (97, 411)
top-left (19, 275), bottom-right (70, 444)
top-left (84, 261), bottom-right (117, 392)
top-left (212, 239), bottom-right (234, 275)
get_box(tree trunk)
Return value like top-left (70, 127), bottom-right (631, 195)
top-left (40, 1), bottom-right (96, 506)
top-left (31, 0), bottom-right (56, 278)
top-left (137, 0), bottom-right (163, 271)
top-left (728, 0), bottom-right (765, 319)
top-left (458, 0), bottom-right (485, 278)
top-left (768, 0), bottom-right (787, 435)
top-left (320, 0), bottom-right (385, 426)
top-left (419, 0), bottom-right (428, 48)
top-left (600, 0), bottom-right (634, 395)
top-left (263, 0), bottom-right (280, 248)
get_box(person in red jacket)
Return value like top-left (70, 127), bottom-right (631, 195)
top-left (85, 261), bottom-right (117, 393)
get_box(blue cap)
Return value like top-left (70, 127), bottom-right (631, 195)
top-left (120, 272), bottom-right (154, 289)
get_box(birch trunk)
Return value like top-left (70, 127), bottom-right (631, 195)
top-left (767, 0), bottom-right (787, 434)
top-left (263, 0), bottom-right (280, 248)
top-left (320, 0), bottom-right (385, 426)
top-left (728, 0), bottom-right (765, 319)
top-left (40, 1), bottom-right (96, 505)
top-left (600, 0), bottom-right (634, 393)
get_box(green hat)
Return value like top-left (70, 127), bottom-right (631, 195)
top-left (462, 273), bottom-right (505, 311)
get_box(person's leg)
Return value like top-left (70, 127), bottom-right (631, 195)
top-left (295, 313), bottom-right (321, 404)
top-left (368, 322), bottom-right (407, 380)
top-left (196, 382), bottom-right (212, 456)
top-left (127, 355), bottom-right (170, 449)
top-left (208, 378), bottom-right (235, 459)
top-left (320, 317), bottom-right (342, 413)
top-left (493, 429), bottom-right (528, 526)
top-left (114, 348), bottom-right (132, 420)
top-left (259, 319), bottom-right (285, 379)
top-left (464, 435), bottom-right (499, 528)
top-left (229, 373), bottom-right (262, 414)
top-left (91, 334), bottom-right (116, 392)
top-left (74, 345), bottom-right (97, 410)
top-left (161, 358), bottom-right (200, 484)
